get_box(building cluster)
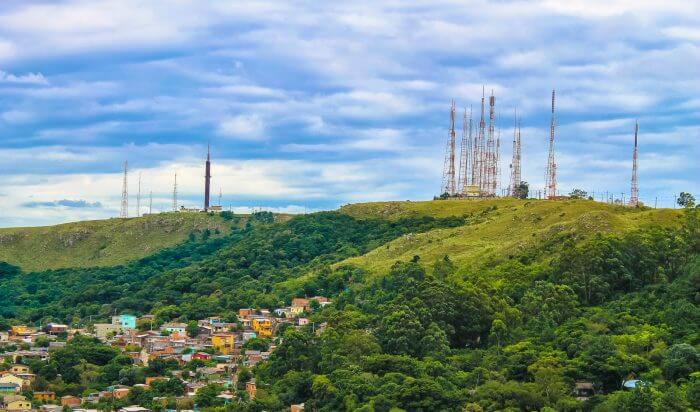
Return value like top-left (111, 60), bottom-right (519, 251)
top-left (0, 296), bottom-right (329, 412)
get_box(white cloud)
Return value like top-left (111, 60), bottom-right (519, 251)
top-left (217, 114), bottom-right (265, 140)
top-left (0, 70), bottom-right (47, 85)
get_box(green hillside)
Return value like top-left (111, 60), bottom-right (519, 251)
top-left (1, 200), bottom-right (697, 411)
top-left (0, 212), bottom-right (237, 271)
top-left (339, 198), bottom-right (682, 274)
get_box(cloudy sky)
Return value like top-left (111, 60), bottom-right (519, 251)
top-left (0, 0), bottom-right (698, 227)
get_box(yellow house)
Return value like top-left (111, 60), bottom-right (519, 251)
top-left (10, 326), bottom-right (31, 336)
top-left (0, 374), bottom-right (29, 389)
top-left (6, 399), bottom-right (32, 411)
top-left (33, 391), bottom-right (56, 401)
top-left (211, 334), bottom-right (235, 354)
top-left (9, 365), bottom-right (30, 374)
top-left (251, 318), bottom-right (273, 338)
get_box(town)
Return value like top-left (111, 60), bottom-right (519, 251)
top-left (0, 296), bottom-right (330, 412)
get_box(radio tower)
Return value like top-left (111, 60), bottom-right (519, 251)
top-left (545, 90), bottom-right (557, 199)
top-left (120, 161), bottom-right (128, 218)
top-left (172, 173), bottom-right (178, 211)
top-left (458, 107), bottom-right (472, 195)
top-left (485, 91), bottom-right (496, 196)
top-left (204, 144), bottom-right (211, 211)
top-left (136, 172), bottom-right (142, 217)
top-left (629, 121), bottom-right (639, 206)
top-left (509, 110), bottom-right (522, 197)
top-left (474, 88), bottom-right (486, 192)
top-left (441, 101), bottom-right (457, 196)
top-left (149, 191), bottom-right (153, 215)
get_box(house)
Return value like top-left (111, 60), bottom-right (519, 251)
top-left (191, 352), bottom-right (212, 361)
top-left (34, 391), bottom-right (56, 401)
top-left (9, 326), bottom-right (32, 337)
top-left (112, 387), bottom-right (130, 399)
top-left (291, 404), bottom-right (305, 412)
top-left (290, 298), bottom-right (309, 315)
top-left (61, 395), bottom-right (82, 407)
top-left (4, 398), bottom-right (32, 411)
top-left (297, 318), bottom-right (310, 326)
top-left (245, 379), bottom-right (257, 400)
top-left (0, 374), bottom-right (28, 390)
top-left (238, 308), bottom-right (255, 318)
top-left (162, 322), bottom-right (187, 334)
top-left (211, 333), bottom-right (235, 354)
top-left (0, 382), bottom-right (20, 395)
top-left (40, 406), bottom-right (63, 412)
top-left (94, 323), bottom-right (122, 340)
top-left (251, 318), bottom-right (272, 338)
top-left (9, 365), bottom-right (30, 374)
top-left (44, 323), bottom-right (69, 334)
top-left (573, 382), bottom-right (595, 401)
top-left (118, 406), bottom-right (149, 412)
top-left (113, 314), bottom-right (137, 330)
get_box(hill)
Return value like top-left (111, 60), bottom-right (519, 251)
top-left (338, 199), bottom-right (682, 275)
top-left (0, 212), bottom-right (237, 271)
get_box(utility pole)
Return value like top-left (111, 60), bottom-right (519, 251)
top-left (120, 161), bottom-right (129, 218)
top-left (545, 90), bottom-right (557, 199)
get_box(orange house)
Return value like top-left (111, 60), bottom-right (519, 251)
top-left (61, 395), bottom-right (82, 407)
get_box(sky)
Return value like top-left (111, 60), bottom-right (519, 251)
top-left (0, 0), bottom-right (698, 227)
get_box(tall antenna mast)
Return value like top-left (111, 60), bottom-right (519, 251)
top-left (218, 188), bottom-right (222, 206)
top-left (204, 144), bottom-right (211, 211)
top-left (545, 89), bottom-right (557, 199)
top-left (172, 173), bottom-right (178, 212)
top-left (509, 109), bottom-right (522, 197)
top-left (149, 191), bottom-right (153, 215)
top-left (475, 87), bottom-right (486, 193)
top-left (486, 91), bottom-right (496, 196)
top-left (441, 101), bottom-right (457, 196)
top-left (120, 161), bottom-right (129, 218)
top-left (136, 172), bottom-right (142, 217)
top-left (629, 121), bottom-right (639, 206)
top-left (458, 107), bottom-right (471, 195)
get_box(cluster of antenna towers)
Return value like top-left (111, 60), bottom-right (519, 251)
top-left (119, 146), bottom-right (218, 218)
top-left (441, 88), bottom-right (640, 206)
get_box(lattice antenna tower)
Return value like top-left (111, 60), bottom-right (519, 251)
top-left (120, 161), bottom-right (129, 218)
top-left (441, 101), bottom-right (457, 196)
top-left (149, 191), bottom-right (153, 215)
top-left (545, 90), bottom-right (557, 199)
top-left (509, 109), bottom-right (522, 197)
top-left (172, 172), bottom-right (178, 211)
top-left (458, 107), bottom-right (472, 194)
top-left (485, 91), bottom-right (496, 196)
top-left (136, 172), bottom-right (142, 217)
top-left (629, 121), bottom-right (639, 206)
top-left (474, 88), bottom-right (486, 192)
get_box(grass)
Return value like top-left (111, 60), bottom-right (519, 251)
top-left (338, 198), bottom-right (682, 275)
top-left (0, 212), bottom-right (239, 272)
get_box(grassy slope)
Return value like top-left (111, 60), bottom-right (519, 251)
top-left (338, 198), bottom-right (682, 275)
top-left (0, 212), bottom-right (237, 272)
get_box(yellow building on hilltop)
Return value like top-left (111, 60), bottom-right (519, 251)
top-left (251, 318), bottom-right (273, 338)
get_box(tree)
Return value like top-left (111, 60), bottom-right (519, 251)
top-left (185, 320), bottom-right (199, 338)
top-left (514, 181), bottom-right (529, 199)
top-left (677, 192), bottom-right (696, 208)
top-left (663, 344), bottom-right (699, 381)
top-left (569, 188), bottom-right (588, 199)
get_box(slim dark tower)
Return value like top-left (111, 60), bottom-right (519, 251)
top-left (204, 144), bottom-right (211, 211)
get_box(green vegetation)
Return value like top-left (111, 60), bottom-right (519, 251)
top-left (1, 199), bottom-right (699, 411)
top-left (0, 212), bottom-right (242, 271)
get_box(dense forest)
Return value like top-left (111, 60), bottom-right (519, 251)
top-left (1, 204), bottom-right (699, 411)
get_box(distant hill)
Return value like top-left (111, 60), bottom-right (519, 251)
top-left (338, 199), bottom-right (682, 275)
top-left (0, 212), bottom-right (238, 271)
